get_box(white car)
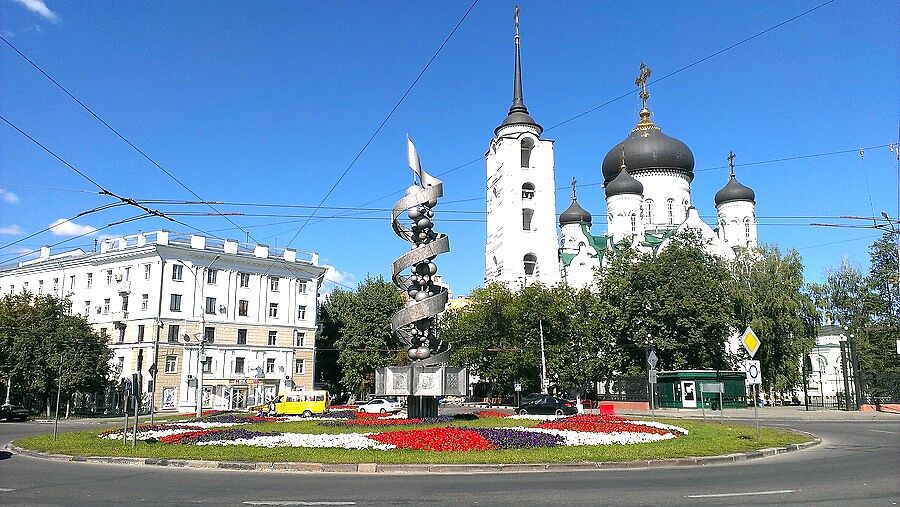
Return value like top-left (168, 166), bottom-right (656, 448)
top-left (357, 398), bottom-right (403, 414)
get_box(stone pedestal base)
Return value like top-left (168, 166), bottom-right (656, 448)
top-left (407, 395), bottom-right (438, 419)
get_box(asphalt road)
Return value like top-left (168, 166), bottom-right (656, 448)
top-left (0, 413), bottom-right (897, 506)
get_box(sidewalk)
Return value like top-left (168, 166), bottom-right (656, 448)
top-left (611, 405), bottom-right (900, 421)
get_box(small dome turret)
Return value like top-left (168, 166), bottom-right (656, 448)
top-left (715, 152), bottom-right (755, 205)
top-left (605, 147), bottom-right (644, 197)
top-left (559, 177), bottom-right (592, 226)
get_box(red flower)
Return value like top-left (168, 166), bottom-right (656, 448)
top-left (369, 428), bottom-right (495, 452)
top-left (537, 415), bottom-right (671, 435)
top-left (476, 410), bottom-right (511, 419)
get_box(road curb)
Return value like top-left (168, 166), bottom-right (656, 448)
top-left (4, 435), bottom-right (821, 474)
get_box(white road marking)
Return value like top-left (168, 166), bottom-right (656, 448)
top-left (0, 488), bottom-right (16, 492)
top-left (243, 502), bottom-right (357, 506)
top-left (868, 429), bottom-right (896, 434)
top-left (687, 489), bottom-right (799, 498)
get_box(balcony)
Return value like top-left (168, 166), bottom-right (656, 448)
top-left (117, 281), bottom-right (131, 294)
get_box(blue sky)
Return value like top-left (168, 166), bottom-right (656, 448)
top-left (1, 1), bottom-right (897, 296)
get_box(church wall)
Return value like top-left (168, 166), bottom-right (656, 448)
top-left (632, 170), bottom-right (691, 231)
top-left (716, 200), bottom-right (757, 249)
top-left (606, 193), bottom-right (644, 243)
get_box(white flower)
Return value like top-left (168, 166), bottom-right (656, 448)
top-left (197, 432), bottom-right (394, 450)
top-left (517, 427), bottom-right (678, 446)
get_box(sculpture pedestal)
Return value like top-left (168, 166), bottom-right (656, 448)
top-left (406, 395), bottom-right (438, 419)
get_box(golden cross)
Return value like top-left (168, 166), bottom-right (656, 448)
top-left (727, 151), bottom-right (736, 175)
top-left (635, 63), bottom-right (652, 109)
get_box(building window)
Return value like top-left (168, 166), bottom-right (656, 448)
top-left (53, 278), bottom-right (59, 293)
top-left (137, 325), bottom-right (145, 343)
top-left (295, 332), bottom-right (306, 347)
top-left (235, 357), bottom-right (245, 374)
top-left (667, 199), bottom-right (674, 225)
top-left (520, 138), bottom-right (534, 168)
top-left (521, 182), bottom-right (535, 200)
top-left (205, 297), bottom-right (216, 314)
top-left (237, 329), bottom-right (247, 345)
top-left (170, 294), bottom-right (182, 312)
top-left (720, 220), bottom-right (727, 241)
top-left (239, 272), bottom-right (250, 288)
top-left (69, 275), bottom-right (75, 289)
top-left (207, 269), bottom-right (218, 285)
top-left (238, 300), bottom-right (249, 317)
top-left (522, 208), bottom-right (534, 231)
top-left (86, 273), bottom-right (93, 288)
top-left (117, 357), bottom-right (124, 374)
top-left (144, 264), bottom-right (151, 280)
top-left (294, 359), bottom-right (305, 374)
top-left (38, 280), bottom-right (44, 295)
top-left (268, 331), bottom-right (277, 346)
top-left (167, 325), bottom-right (180, 343)
top-left (121, 295), bottom-right (129, 311)
top-left (106, 270), bottom-right (113, 285)
top-left (100, 328), bottom-right (108, 338)
top-left (645, 200), bottom-right (653, 224)
top-left (269, 303), bottom-right (278, 318)
top-left (103, 299), bottom-right (110, 314)
top-left (298, 281), bottom-right (307, 294)
top-left (166, 356), bottom-right (178, 373)
top-left (630, 213), bottom-right (637, 233)
top-left (270, 277), bottom-right (280, 291)
top-left (523, 253), bottom-right (537, 276)
top-left (265, 358), bottom-right (276, 373)
top-left (297, 305), bottom-right (307, 320)
top-left (202, 356), bottom-right (212, 374)
top-left (141, 294), bottom-right (149, 311)
top-left (23, 282), bottom-right (28, 291)
top-left (204, 326), bottom-right (215, 344)
top-left (745, 218), bottom-right (751, 240)
top-left (84, 301), bottom-right (90, 316)
top-left (172, 264), bottom-right (183, 281)
top-left (117, 327), bottom-right (125, 343)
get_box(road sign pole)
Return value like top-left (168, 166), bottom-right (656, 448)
top-left (700, 384), bottom-right (706, 421)
top-left (753, 384), bottom-right (760, 440)
top-left (719, 388), bottom-right (724, 425)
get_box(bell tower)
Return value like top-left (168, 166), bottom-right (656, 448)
top-left (485, 6), bottom-right (560, 288)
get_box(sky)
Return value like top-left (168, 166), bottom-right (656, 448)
top-left (1, 0), bottom-right (898, 296)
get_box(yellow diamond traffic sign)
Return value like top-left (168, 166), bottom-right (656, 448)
top-left (741, 327), bottom-right (761, 358)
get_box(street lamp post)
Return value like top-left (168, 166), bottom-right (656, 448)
top-left (193, 255), bottom-right (221, 417)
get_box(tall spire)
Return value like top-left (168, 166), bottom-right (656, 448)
top-left (496, 5), bottom-right (541, 135)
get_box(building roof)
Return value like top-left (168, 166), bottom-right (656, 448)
top-left (601, 109), bottom-right (694, 183)
top-left (559, 199), bottom-right (592, 226)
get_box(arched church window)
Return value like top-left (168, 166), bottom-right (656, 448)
top-left (744, 218), bottom-right (751, 240)
top-left (521, 182), bottom-right (535, 200)
top-left (521, 138), bottom-right (534, 168)
top-left (607, 213), bottom-right (613, 224)
top-left (645, 200), bottom-right (653, 224)
top-left (667, 199), bottom-right (675, 225)
top-left (522, 208), bottom-right (534, 231)
top-left (523, 254), bottom-right (537, 276)
top-left (720, 220), bottom-right (727, 241)
top-left (630, 213), bottom-right (637, 233)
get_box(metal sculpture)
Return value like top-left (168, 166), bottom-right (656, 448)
top-left (390, 137), bottom-right (451, 364)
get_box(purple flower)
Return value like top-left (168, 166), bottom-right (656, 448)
top-left (470, 428), bottom-right (564, 449)
top-left (179, 428), bottom-right (282, 444)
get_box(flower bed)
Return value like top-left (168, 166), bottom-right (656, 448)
top-left (476, 410), bottom-right (511, 419)
top-left (369, 428), bottom-right (494, 452)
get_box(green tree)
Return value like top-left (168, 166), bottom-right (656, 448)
top-left (0, 292), bottom-right (112, 412)
top-left (315, 276), bottom-right (404, 399)
top-left (730, 246), bottom-right (819, 393)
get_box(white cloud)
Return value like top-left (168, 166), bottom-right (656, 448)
top-left (0, 188), bottom-right (20, 203)
top-left (12, 0), bottom-right (60, 23)
top-left (320, 264), bottom-right (355, 295)
top-left (0, 225), bottom-right (24, 235)
top-left (49, 218), bottom-right (97, 236)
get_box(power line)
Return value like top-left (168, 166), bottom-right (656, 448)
top-left (280, 0), bottom-right (480, 249)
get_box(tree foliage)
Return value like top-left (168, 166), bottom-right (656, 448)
top-left (0, 292), bottom-right (112, 407)
top-left (315, 276), bottom-right (404, 397)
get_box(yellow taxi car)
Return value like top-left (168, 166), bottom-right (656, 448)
top-left (265, 390), bottom-right (329, 417)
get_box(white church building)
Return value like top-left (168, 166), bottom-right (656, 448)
top-left (485, 16), bottom-right (758, 290)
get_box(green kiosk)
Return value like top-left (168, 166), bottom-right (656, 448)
top-left (656, 370), bottom-right (747, 409)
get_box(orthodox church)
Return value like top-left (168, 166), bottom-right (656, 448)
top-left (484, 14), bottom-right (758, 290)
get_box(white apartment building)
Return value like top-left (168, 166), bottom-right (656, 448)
top-left (0, 230), bottom-right (326, 413)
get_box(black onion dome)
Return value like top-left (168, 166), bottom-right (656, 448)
top-left (605, 167), bottom-right (643, 197)
top-left (559, 200), bottom-right (592, 226)
top-left (601, 123), bottom-right (694, 184)
top-left (715, 174), bottom-right (756, 205)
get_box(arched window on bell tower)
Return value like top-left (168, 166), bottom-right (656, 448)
top-left (523, 253), bottom-right (537, 276)
top-left (630, 213), bottom-right (637, 233)
top-left (522, 208), bottom-right (534, 230)
top-left (521, 182), bottom-right (535, 200)
top-left (667, 198), bottom-right (675, 225)
top-left (521, 138), bottom-right (534, 168)
top-left (744, 218), bottom-right (751, 241)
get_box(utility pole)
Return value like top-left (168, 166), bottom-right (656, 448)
top-left (539, 320), bottom-right (548, 394)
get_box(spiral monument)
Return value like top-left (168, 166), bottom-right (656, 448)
top-left (375, 138), bottom-right (467, 418)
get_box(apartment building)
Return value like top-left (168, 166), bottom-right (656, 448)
top-left (0, 230), bottom-right (326, 413)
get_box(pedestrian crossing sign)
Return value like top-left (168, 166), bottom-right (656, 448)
top-left (741, 327), bottom-right (761, 358)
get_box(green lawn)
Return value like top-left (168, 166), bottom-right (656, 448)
top-left (15, 417), bottom-right (812, 465)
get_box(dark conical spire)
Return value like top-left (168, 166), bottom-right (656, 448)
top-left (496, 5), bottom-right (542, 135)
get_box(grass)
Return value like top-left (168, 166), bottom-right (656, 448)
top-left (15, 417), bottom-right (812, 465)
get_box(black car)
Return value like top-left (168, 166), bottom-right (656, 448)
top-left (0, 404), bottom-right (30, 422)
top-left (515, 395), bottom-right (577, 416)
